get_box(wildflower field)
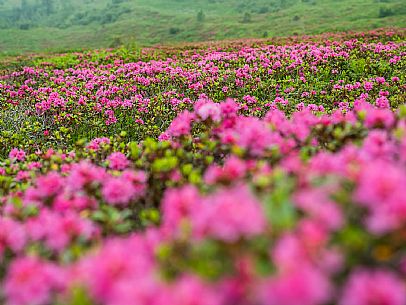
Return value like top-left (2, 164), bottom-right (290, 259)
top-left (0, 28), bottom-right (406, 305)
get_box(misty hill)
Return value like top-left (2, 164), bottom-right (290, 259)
top-left (0, 0), bottom-right (405, 54)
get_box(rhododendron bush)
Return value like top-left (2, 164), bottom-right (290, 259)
top-left (0, 29), bottom-right (405, 305)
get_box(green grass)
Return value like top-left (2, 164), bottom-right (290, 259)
top-left (0, 0), bottom-right (405, 55)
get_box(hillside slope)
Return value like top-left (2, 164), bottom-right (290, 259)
top-left (0, 0), bottom-right (405, 54)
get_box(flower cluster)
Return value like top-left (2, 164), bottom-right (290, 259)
top-left (0, 29), bottom-right (405, 305)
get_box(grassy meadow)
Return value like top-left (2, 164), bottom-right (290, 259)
top-left (0, 0), bottom-right (405, 54)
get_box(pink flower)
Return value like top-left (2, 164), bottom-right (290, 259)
top-left (340, 269), bottom-right (406, 305)
top-left (265, 109), bottom-right (287, 126)
top-left (375, 77), bottom-right (386, 84)
top-left (53, 193), bottom-right (96, 211)
top-left (103, 276), bottom-right (164, 305)
top-left (77, 237), bottom-right (155, 303)
top-left (294, 188), bottom-right (343, 231)
top-left (354, 161), bottom-right (406, 233)
top-left (121, 170), bottom-right (147, 184)
top-left (158, 132), bottom-right (171, 141)
top-left (162, 185), bottom-right (200, 234)
top-left (4, 256), bottom-right (65, 305)
top-left (0, 218), bottom-right (26, 256)
top-left (204, 156), bottom-right (247, 184)
top-left (15, 171), bottom-right (30, 182)
top-left (35, 172), bottom-right (64, 198)
top-left (296, 102), bottom-right (305, 110)
top-left (243, 95), bottom-right (258, 105)
top-left (27, 209), bottom-right (97, 252)
top-left (231, 117), bottom-right (277, 156)
top-left (271, 233), bottom-right (309, 271)
top-left (192, 186), bottom-right (267, 242)
top-left (102, 176), bottom-right (136, 206)
top-left (364, 108), bottom-right (394, 129)
top-left (66, 161), bottom-right (106, 190)
top-left (166, 276), bottom-right (222, 305)
top-left (375, 96), bottom-right (390, 108)
top-left (107, 152), bottom-right (130, 170)
top-left (220, 98), bottom-right (239, 118)
top-left (167, 110), bottom-right (194, 137)
top-left (355, 161), bottom-right (404, 204)
top-left (87, 137), bottom-right (110, 150)
top-left (363, 81), bottom-right (373, 91)
top-left (260, 265), bottom-right (332, 305)
top-left (361, 130), bottom-right (395, 160)
top-left (9, 148), bottom-right (26, 162)
top-left (195, 100), bottom-right (221, 122)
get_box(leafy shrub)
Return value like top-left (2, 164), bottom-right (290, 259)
top-left (242, 12), bottom-right (251, 23)
top-left (379, 7), bottom-right (395, 17)
top-left (197, 9), bottom-right (205, 22)
top-left (169, 27), bottom-right (181, 34)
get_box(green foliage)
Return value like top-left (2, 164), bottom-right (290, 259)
top-left (378, 7), bottom-right (395, 18)
top-left (261, 170), bottom-right (297, 233)
top-left (197, 9), bottom-right (205, 22)
top-left (169, 27), bottom-right (181, 35)
top-left (65, 286), bottom-right (93, 305)
top-left (242, 12), bottom-right (252, 23)
top-left (0, 0), bottom-right (405, 54)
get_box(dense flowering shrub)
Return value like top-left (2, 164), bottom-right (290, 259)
top-left (0, 29), bottom-right (405, 305)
